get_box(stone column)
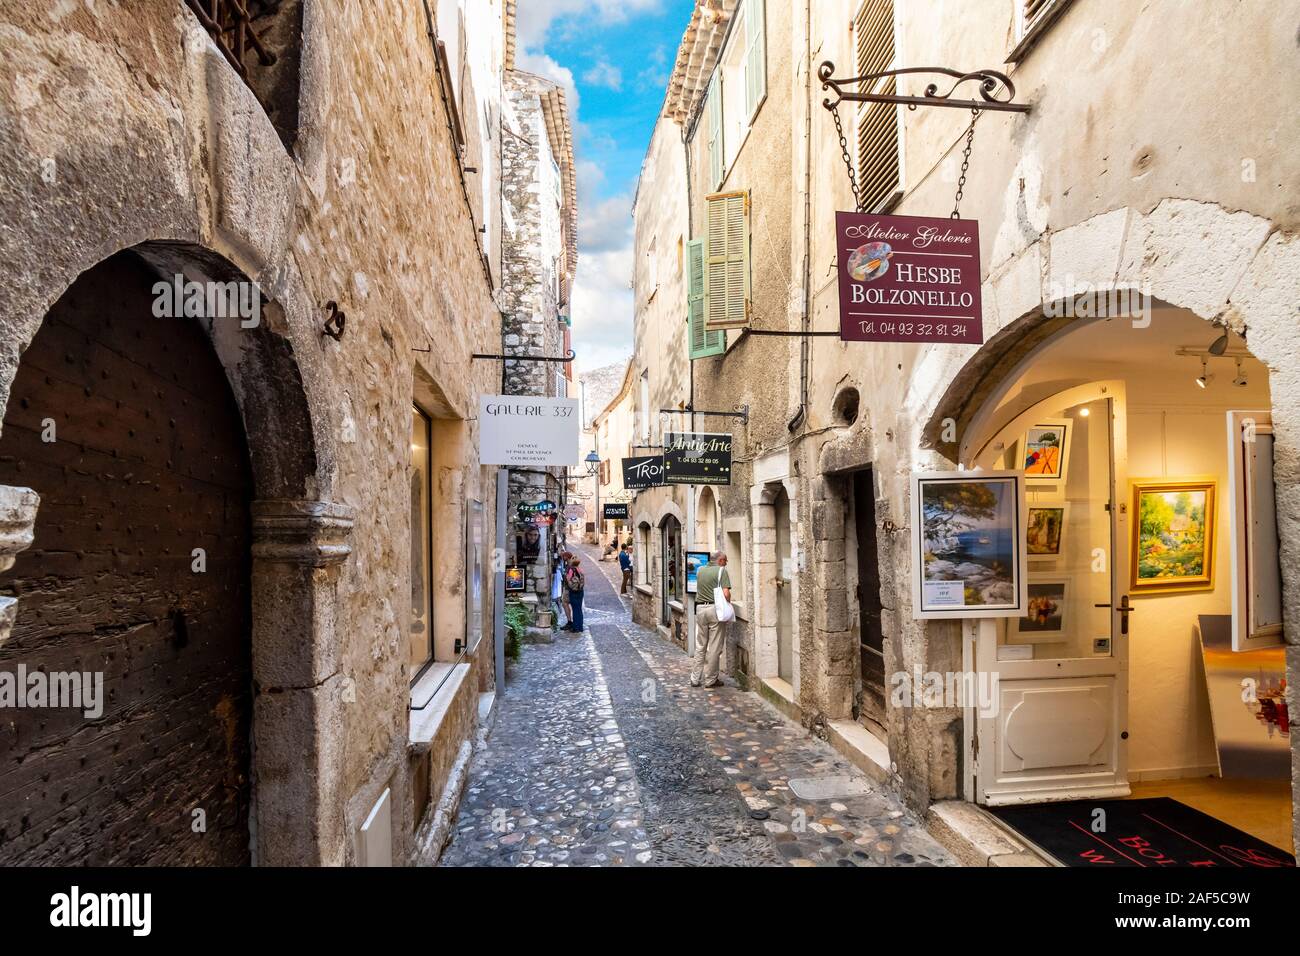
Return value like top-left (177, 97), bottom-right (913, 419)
top-left (0, 485), bottom-right (39, 646)
top-left (249, 498), bottom-right (354, 867)
top-left (811, 477), bottom-right (853, 719)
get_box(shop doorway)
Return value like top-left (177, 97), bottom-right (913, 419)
top-left (661, 515), bottom-right (681, 625)
top-left (853, 469), bottom-right (887, 727)
top-left (775, 487), bottom-right (794, 682)
top-left (962, 309), bottom-right (1292, 855)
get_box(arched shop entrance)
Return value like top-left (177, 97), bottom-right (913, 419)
top-left (957, 305), bottom-right (1292, 858)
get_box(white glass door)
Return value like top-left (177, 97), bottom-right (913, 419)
top-left (971, 383), bottom-right (1131, 804)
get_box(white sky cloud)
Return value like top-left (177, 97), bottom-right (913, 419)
top-left (516, 0), bottom-right (661, 376)
top-left (582, 59), bottom-right (623, 91)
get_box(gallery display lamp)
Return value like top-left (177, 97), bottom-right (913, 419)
top-left (1195, 357), bottom-right (1210, 389)
top-left (1233, 358), bottom-right (1249, 388)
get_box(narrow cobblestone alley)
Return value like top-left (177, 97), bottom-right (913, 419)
top-left (439, 544), bottom-right (954, 867)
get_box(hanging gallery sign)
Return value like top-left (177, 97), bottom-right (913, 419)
top-left (835, 212), bottom-right (983, 345)
top-left (663, 432), bottom-right (732, 486)
top-left (479, 395), bottom-right (580, 466)
top-left (622, 455), bottom-right (666, 489)
top-left (602, 503), bottom-right (630, 521)
top-left (909, 470), bottom-right (1027, 619)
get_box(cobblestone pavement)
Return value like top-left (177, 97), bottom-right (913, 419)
top-left (439, 544), bottom-right (955, 867)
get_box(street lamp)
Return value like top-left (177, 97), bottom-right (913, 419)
top-left (584, 450), bottom-right (601, 546)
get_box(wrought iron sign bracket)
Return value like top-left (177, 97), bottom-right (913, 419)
top-left (818, 62), bottom-right (1031, 114)
top-left (742, 328), bottom-right (841, 338)
top-left (469, 350), bottom-right (577, 363)
top-left (660, 406), bottom-right (749, 425)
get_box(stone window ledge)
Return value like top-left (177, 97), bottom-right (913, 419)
top-left (408, 662), bottom-right (471, 750)
top-left (634, 583), bottom-right (653, 596)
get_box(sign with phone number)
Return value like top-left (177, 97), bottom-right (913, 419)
top-left (836, 211), bottom-right (984, 344)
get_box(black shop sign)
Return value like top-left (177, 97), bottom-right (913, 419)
top-left (663, 432), bottom-right (732, 486)
top-left (622, 455), bottom-right (665, 490)
top-left (602, 503), bottom-right (630, 521)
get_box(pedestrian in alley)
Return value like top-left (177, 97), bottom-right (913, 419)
top-left (556, 551), bottom-right (573, 630)
top-left (562, 556), bottom-right (586, 633)
top-left (618, 543), bottom-right (633, 594)
top-left (690, 552), bottom-right (731, 688)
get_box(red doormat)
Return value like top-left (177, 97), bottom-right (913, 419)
top-left (989, 797), bottom-right (1295, 868)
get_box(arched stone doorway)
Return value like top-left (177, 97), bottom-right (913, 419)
top-left (0, 251), bottom-right (254, 864)
top-left (0, 242), bottom-right (348, 865)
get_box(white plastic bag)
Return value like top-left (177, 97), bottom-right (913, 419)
top-left (715, 587), bottom-right (735, 623)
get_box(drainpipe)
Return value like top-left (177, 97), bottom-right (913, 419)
top-left (787, 0), bottom-right (814, 434)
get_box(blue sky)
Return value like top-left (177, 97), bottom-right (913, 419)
top-left (515, 0), bottom-right (697, 374)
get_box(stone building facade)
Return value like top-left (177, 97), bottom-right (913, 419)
top-left (633, 0), bottom-right (1300, 855)
top-left (0, 0), bottom-right (513, 866)
top-left (500, 67), bottom-right (578, 607)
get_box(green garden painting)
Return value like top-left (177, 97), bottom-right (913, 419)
top-left (1131, 480), bottom-right (1216, 592)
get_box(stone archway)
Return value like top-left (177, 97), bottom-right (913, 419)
top-left (906, 201), bottom-right (1299, 844)
top-left (0, 239), bottom-right (350, 866)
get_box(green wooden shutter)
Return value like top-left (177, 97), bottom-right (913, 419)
top-left (687, 238), bottom-right (725, 359)
top-left (707, 71), bottom-right (724, 189)
top-left (744, 0), bottom-right (766, 121)
top-left (704, 191), bottom-right (750, 330)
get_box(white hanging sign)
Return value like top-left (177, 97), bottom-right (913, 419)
top-left (479, 396), bottom-right (580, 467)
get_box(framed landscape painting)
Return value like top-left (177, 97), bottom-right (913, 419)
top-left (910, 470), bottom-right (1027, 619)
top-left (1130, 478), bottom-right (1217, 593)
top-left (1026, 505), bottom-right (1066, 557)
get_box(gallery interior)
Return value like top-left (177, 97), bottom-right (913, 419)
top-left (959, 305), bottom-right (1290, 856)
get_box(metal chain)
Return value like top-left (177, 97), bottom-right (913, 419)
top-left (831, 105), bottom-right (864, 213)
top-left (951, 107), bottom-right (981, 219)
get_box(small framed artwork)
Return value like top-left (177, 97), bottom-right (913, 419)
top-left (1130, 478), bottom-right (1217, 593)
top-left (1026, 504), bottom-right (1067, 558)
top-left (1022, 420), bottom-right (1070, 484)
top-left (685, 551), bottom-right (710, 596)
top-left (910, 470), bottom-right (1028, 619)
top-left (1010, 578), bottom-right (1068, 644)
top-left (504, 566), bottom-right (526, 593)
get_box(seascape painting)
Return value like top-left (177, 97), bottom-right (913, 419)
top-left (918, 477), bottom-right (1020, 612)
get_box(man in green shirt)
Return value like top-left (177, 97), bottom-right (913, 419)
top-left (690, 552), bottom-right (732, 688)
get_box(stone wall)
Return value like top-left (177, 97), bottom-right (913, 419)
top-left (0, 1), bottom-right (503, 865)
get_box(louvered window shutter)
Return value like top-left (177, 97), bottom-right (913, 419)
top-left (707, 72), bottom-right (724, 189)
top-left (744, 0), bottom-right (767, 121)
top-left (703, 192), bottom-right (750, 331)
top-left (687, 238), bottom-right (725, 359)
top-left (854, 0), bottom-right (901, 213)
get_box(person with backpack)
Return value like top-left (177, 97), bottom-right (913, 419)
top-left (562, 556), bottom-right (586, 633)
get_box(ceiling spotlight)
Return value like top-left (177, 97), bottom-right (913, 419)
top-left (1233, 357), bottom-right (1249, 387)
top-left (1195, 357), bottom-right (1210, 389)
top-left (1078, 407), bottom-right (1090, 417)
top-left (1208, 332), bottom-right (1230, 356)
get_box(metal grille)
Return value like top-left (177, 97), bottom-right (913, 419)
top-left (185, 0), bottom-right (278, 79)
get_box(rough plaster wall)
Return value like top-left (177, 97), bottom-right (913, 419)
top-left (0, 1), bottom-right (502, 863)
